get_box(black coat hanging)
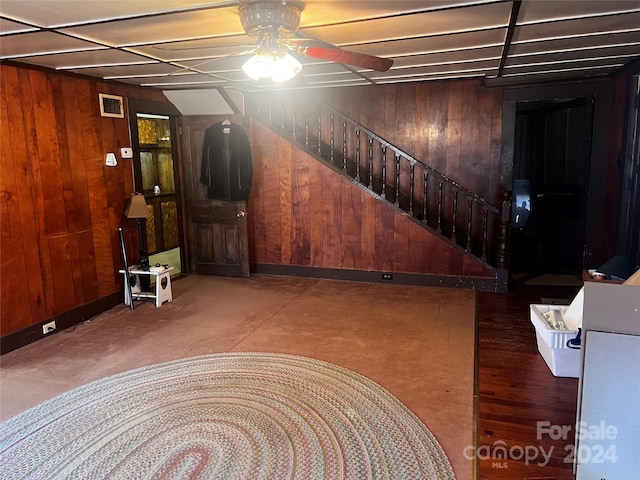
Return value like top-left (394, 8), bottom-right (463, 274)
top-left (199, 121), bottom-right (253, 201)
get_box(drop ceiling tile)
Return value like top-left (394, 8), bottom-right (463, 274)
top-left (0, 17), bottom-right (38, 34)
top-left (131, 36), bottom-right (255, 62)
top-left (298, 2), bottom-right (512, 46)
top-left (298, 0), bottom-right (498, 26)
top-left (513, 12), bottom-right (640, 43)
top-left (67, 62), bottom-right (182, 79)
top-left (507, 44), bottom-right (640, 68)
top-left (62, 8), bottom-right (243, 47)
top-left (0, 0), bottom-right (224, 28)
top-left (518, 0), bottom-right (640, 24)
top-left (503, 59), bottom-right (625, 76)
top-left (139, 73), bottom-right (228, 87)
top-left (510, 30), bottom-right (640, 56)
top-left (368, 59), bottom-right (498, 79)
top-left (393, 46), bottom-right (502, 69)
top-left (346, 29), bottom-right (507, 58)
top-left (19, 49), bottom-right (155, 70)
top-left (0, 31), bottom-right (105, 58)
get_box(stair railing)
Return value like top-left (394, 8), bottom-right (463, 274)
top-left (248, 92), bottom-right (503, 268)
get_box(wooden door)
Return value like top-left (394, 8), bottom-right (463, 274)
top-left (511, 97), bottom-right (594, 274)
top-left (180, 115), bottom-right (250, 277)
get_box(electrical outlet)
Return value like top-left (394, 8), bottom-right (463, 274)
top-left (382, 273), bottom-right (393, 280)
top-left (42, 320), bottom-right (56, 335)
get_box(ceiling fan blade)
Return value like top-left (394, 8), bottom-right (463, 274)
top-left (296, 46), bottom-right (393, 72)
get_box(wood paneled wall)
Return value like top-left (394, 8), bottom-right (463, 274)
top-left (248, 120), bottom-right (494, 277)
top-left (317, 79), bottom-right (503, 206)
top-left (1, 64), bottom-right (169, 336)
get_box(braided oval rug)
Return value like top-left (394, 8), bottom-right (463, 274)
top-left (0, 352), bottom-right (455, 479)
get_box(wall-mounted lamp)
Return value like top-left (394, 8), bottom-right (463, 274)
top-left (242, 50), bottom-right (302, 82)
top-left (124, 193), bottom-right (150, 271)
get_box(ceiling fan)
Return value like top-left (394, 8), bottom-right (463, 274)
top-left (157, 0), bottom-right (394, 82)
top-left (238, 0), bottom-right (394, 75)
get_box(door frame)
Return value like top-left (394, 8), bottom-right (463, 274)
top-left (500, 79), bottom-right (614, 274)
top-left (127, 98), bottom-right (187, 271)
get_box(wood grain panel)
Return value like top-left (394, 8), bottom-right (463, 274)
top-left (79, 80), bottom-right (115, 297)
top-left (261, 128), bottom-right (282, 264)
top-left (1, 71), bottom-right (33, 334)
top-left (374, 200), bottom-right (394, 271)
top-left (291, 148), bottom-right (310, 265)
top-left (446, 80), bottom-right (463, 182)
top-left (407, 220), bottom-right (430, 273)
top-left (427, 81), bottom-right (449, 173)
top-left (393, 214), bottom-right (410, 272)
top-left (19, 69), bottom-right (56, 318)
top-left (321, 163), bottom-right (342, 269)
top-left (341, 176), bottom-right (361, 269)
top-left (48, 235), bottom-right (76, 314)
top-left (415, 82), bottom-right (430, 163)
top-left (279, 137), bottom-right (292, 264)
top-left (29, 70), bottom-right (67, 238)
top-left (489, 88), bottom-right (503, 206)
top-left (308, 157), bottom-right (324, 267)
top-left (360, 188), bottom-right (376, 271)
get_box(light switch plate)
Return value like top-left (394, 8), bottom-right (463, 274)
top-left (106, 152), bottom-right (117, 166)
top-left (120, 147), bottom-right (133, 159)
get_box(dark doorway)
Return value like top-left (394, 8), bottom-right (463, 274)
top-left (510, 97), bottom-right (595, 277)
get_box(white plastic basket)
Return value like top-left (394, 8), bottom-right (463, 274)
top-left (530, 301), bottom-right (582, 378)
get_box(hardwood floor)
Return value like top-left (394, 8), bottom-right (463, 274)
top-left (477, 283), bottom-right (581, 480)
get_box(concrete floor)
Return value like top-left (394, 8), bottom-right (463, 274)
top-left (0, 274), bottom-right (476, 479)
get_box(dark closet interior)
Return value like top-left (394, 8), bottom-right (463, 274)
top-left (510, 97), bottom-right (595, 278)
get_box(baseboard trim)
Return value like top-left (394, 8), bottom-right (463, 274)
top-left (251, 263), bottom-right (503, 291)
top-left (1, 293), bottom-right (121, 355)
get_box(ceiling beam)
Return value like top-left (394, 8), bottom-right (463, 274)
top-left (497, 0), bottom-right (521, 78)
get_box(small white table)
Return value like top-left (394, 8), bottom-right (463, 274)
top-left (119, 265), bottom-right (173, 308)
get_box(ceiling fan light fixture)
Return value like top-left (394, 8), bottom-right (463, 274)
top-left (242, 50), bottom-right (301, 82)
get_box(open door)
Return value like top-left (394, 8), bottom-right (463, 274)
top-left (180, 115), bottom-right (250, 277)
top-left (510, 97), bottom-right (595, 276)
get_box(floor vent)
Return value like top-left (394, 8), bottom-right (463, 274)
top-left (99, 93), bottom-right (124, 118)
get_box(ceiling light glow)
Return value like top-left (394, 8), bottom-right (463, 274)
top-left (242, 51), bottom-right (302, 82)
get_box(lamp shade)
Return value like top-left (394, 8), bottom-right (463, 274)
top-left (124, 193), bottom-right (150, 219)
top-left (242, 51), bottom-right (302, 82)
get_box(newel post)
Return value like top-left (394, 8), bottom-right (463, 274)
top-left (496, 190), bottom-right (511, 270)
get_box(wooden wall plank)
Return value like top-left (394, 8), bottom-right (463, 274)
top-left (1, 69), bottom-right (34, 333)
top-left (360, 190), bottom-right (376, 271)
top-left (393, 214), bottom-right (410, 272)
top-left (407, 220), bottom-right (430, 274)
top-left (77, 80), bottom-right (114, 297)
top-left (321, 164), bottom-right (342, 269)
top-left (308, 158), bottom-right (324, 267)
top-left (341, 176), bottom-right (362, 269)
top-left (374, 200), bottom-right (395, 271)
top-left (248, 119), bottom-right (268, 263)
top-left (279, 137), bottom-right (292, 264)
top-left (18, 69), bottom-right (57, 318)
top-left (291, 149), bottom-right (310, 265)
top-left (415, 82), bottom-right (430, 163)
top-left (262, 129), bottom-right (282, 264)
top-left (427, 81), bottom-right (449, 173)
top-left (446, 80), bottom-right (463, 182)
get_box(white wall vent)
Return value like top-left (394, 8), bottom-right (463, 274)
top-left (99, 93), bottom-right (124, 118)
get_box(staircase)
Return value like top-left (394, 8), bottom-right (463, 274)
top-left (246, 92), bottom-right (509, 272)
